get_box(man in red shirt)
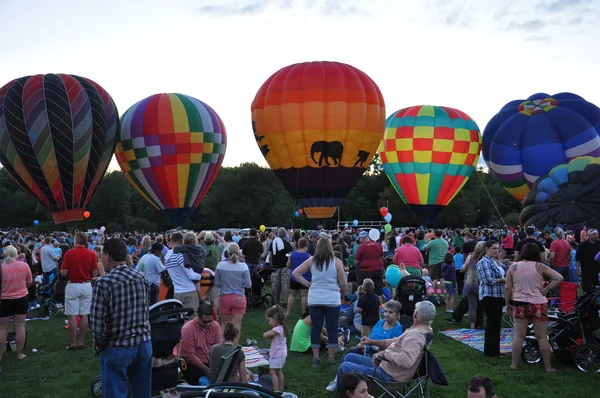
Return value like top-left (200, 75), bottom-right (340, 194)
top-left (550, 227), bottom-right (571, 282)
top-left (355, 231), bottom-right (384, 302)
top-left (61, 232), bottom-right (99, 350)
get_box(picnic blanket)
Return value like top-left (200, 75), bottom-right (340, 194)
top-left (439, 328), bottom-right (514, 353)
top-left (242, 346), bottom-right (269, 368)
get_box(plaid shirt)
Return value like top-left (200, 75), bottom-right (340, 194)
top-left (477, 255), bottom-right (506, 299)
top-left (91, 264), bottom-right (151, 352)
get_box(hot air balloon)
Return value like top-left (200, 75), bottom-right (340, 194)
top-left (0, 74), bottom-right (119, 223)
top-left (115, 93), bottom-right (226, 226)
top-left (251, 61), bottom-right (385, 219)
top-left (379, 105), bottom-right (482, 224)
top-left (520, 156), bottom-right (600, 230)
top-left (482, 93), bottom-right (600, 201)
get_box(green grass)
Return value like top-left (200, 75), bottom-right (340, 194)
top-left (1, 298), bottom-right (598, 397)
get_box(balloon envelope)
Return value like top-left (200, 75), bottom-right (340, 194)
top-left (385, 266), bottom-right (401, 287)
top-left (200, 268), bottom-right (215, 297)
top-left (520, 156), bottom-right (600, 230)
top-left (0, 74), bottom-right (119, 223)
top-left (115, 93), bottom-right (226, 226)
top-left (483, 93), bottom-right (600, 201)
top-left (251, 61), bottom-right (385, 218)
top-left (380, 105), bottom-right (482, 224)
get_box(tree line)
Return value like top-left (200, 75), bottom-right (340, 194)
top-left (0, 158), bottom-right (523, 232)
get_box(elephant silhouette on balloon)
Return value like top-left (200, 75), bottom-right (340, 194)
top-left (310, 141), bottom-right (344, 166)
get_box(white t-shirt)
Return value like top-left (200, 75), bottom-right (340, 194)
top-left (136, 253), bottom-right (166, 285)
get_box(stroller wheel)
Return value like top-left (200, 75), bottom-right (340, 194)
top-left (574, 344), bottom-right (600, 373)
top-left (263, 294), bottom-right (274, 308)
top-left (521, 340), bottom-right (541, 364)
top-left (90, 375), bottom-right (102, 396)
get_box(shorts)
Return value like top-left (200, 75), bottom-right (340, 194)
top-left (290, 280), bottom-right (308, 291)
top-left (269, 356), bottom-right (286, 369)
top-left (206, 286), bottom-right (221, 299)
top-left (220, 294), bottom-right (247, 316)
top-left (174, 291), bottom-right (200, 317)
top-left (513, 302), bottom-right (548, 322)
top-left (358, 271), bottom-right (383, 295)
top-left (271, 268), bottom-right (290, 289)
top-left (0, 296), bottom-right (28, 317)
top-left (444, 283), bottom-right (457, 295)
top-left (430, 262), bottom-right (443, 280)
top-left (65, 282), bottom-right (93, 316)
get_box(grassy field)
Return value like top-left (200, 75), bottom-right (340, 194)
top-left (1, 297), bottom-right (598, 397)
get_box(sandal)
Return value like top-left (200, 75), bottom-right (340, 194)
top-left (328, 358), bottom-right (337, 366)
top-left (77, 344), bottom-right (86, 350)
top-left (312, 358), bottom-right (320, 367)
top-left (66, 345), bottom-right (78, 351)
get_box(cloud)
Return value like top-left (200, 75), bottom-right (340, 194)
top-left (506, 19), bottom-right (546, 31)
top-left (545, 0), bottom-right (586, 13)
top-left (196, 0), bottom-right (368, 17)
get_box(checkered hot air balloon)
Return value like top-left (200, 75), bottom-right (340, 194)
top-left (379, 105), bottom-right (482, 224)
top-left (482, 93), bottom-right (600, 202)
top-left (0, 74), bottom-right (119, 224)
top-left (115, 93), bottom-right (226, 226)
top-left (251, 61), bottom-right (386, 219)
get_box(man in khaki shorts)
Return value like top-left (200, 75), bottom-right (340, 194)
top-left (61, 232), bottom-right (99, 350)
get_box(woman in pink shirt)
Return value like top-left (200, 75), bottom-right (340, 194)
top-left (0, 245), bottom-right (33, 372)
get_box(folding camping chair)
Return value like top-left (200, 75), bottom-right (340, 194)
top-left (176, 345), bottom-right (242, 394)
top-left (368, 334), bottom-right (447, 398)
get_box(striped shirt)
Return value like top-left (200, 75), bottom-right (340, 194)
top-left (91, 264), bottom-right (151, 352)
top-left (477, 256), bottom-right (506, 299)
top-left (214, 260), bottom-right (251, 295)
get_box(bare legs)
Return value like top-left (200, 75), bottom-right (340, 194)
top-left (511, 317), bottom-right (555, 372)
top-left (0, 315), bottom-right (26, 362)
top-left (270, 368), bottom-right (284, 392)
top-left (0, 317), bottom-right (10, 362)
top-left (511, 318), bottom-right (528, 369)
top-left (286, 289), bottom-right (308, 316)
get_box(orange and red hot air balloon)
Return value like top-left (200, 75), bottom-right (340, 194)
top-left (251, 61), bottom-right (385, 218)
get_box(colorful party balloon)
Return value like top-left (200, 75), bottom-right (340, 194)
top-left (482, 93), bottom-right (600, 201)
top-left (33, 220), bottom-right (39, 226)
top-left (380, 105), bottom-right (482, 224)
top-left (100, 226), bottom-right (106, 232)
top-left (384, 223), bottom-right (392, 233)
top-left (384, 213), bottom-right (392, 223)
top-left (115, 93), bottom-right (226, 226)
top-left (259, 225), bottom-right (266, 232)
top-left (520, 156), bottom-right (600, 230)
top-left (0, 74), bottom-right (119, 223)
top-left (380, 207), bottom-right (388, 217)
top-left (294, 211), bottom-right (300, 217)
top-left (83, 211), bottom-right (91, 219)
top-left (251, 61), bottom-right (385, 219)
top-left (298, 209), bottom-right (304, 215)
top-left (353, 219), bottom-right (359, 226)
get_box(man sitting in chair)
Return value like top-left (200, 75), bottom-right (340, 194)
top-left (327, 301), bottom-right (436, 391)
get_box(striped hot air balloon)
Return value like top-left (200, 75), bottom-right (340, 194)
top-left (251, 61), bottom-right (385, 219)
top-left (482, 92), bottom-right (600, 201)
top-left (0, 74), bottom-right (119, 223)
top-left (115, 93), bottom-right (226, 226)
top-left (379, 105), bottom-right (482, 224)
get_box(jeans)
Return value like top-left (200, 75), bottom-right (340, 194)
top-left (337, 353), bottom-right (395, 381)
top-left (149, 284), bottom-right (160, 306)
top-left (100, 340), bottom-right (152, 398)
top-left (480, 297), bottom-right (504, 356)
top-left (247, 263), bottom-right (259, 276)
top-left (308, 305), bottom-right (340, 349)
top-left (42, 268), bottom-right (58, 285)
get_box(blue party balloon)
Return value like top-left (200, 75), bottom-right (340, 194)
top-left (385, 266), bottom-right (402, 288)
top-left (295, 211), bottom-right (300, 217)
top-left (353, 219), bottom-right (358, 226)
top-left (384, 213), bottom-right (392, 222)
top-left (344, 223), bottom-right (349, 228)
top-left (33, 220), bottom-right (39, 226)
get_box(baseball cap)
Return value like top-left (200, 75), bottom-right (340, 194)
top-left (554, 227), bottom-right (564, 236)
top-left (204, 232), bottom-right (215, 242)
top-left (526, 225), bottom-right (536, 234)
top-left (358, 231), bottom-right (368, 238)
top-left (415, 301), bottom-right (437, 322)
top-left (150, 242), bottom-right (164, 252)
top-left (309, 231), bottom-right (320, 239)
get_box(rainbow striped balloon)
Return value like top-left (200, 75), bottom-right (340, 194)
top-left (379, 105), bottom-right (482, 223)
top-left (115, 93), bottom-right (226, 226)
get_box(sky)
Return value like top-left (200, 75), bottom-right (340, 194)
top-left (1, 0), bottom-right (600, 171)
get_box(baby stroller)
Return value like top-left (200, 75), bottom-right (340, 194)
top-left (395, 276), bottom-right (427, 329)
top-left (246, 265), bottom-right (275, 310)
top-left (90, 299), bottom-right (193, 396)
top-left (521, 287), bottom-right (600, 372)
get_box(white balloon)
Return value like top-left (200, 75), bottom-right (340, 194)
top-left (368, 228), bottom-right (380, 241)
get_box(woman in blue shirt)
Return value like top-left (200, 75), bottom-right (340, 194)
top-left (287, 238), bottom-right (311, 317)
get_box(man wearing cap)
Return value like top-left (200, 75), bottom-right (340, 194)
top-left (515, 226), bottom-right (545, 262)
top-left (355, 231), bottom-right (384, 302)
top-left (200, 231), bottom-right (226, 313)
top-left (308, 231), bottom-right (319, 256)
top-left (328, 300), bottom-right (436, 390)
top-left (576, 228), bottom-right (600, 292)
top-left (549, 228), bottom-right (571, 282)
top-left (136, 242), bottom-right (166, 305)
top-left (241, 228), bottom-right (263, 276)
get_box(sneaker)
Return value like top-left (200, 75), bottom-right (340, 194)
top-left (312, 358), bottom-right (320, 367)
top-left (445, 310), bottom-right (454, 313)
top-left (446, 318), bottom-right (460, 323)
top-left (326, 380), bottom-right (337, 392)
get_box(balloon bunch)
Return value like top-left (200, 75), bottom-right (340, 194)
top-left (294, 209), bottom-right (304, 217)
top-left (380, 207), bottom-right (393, 233)
top-left (384, 264), bottom-right (410, 287)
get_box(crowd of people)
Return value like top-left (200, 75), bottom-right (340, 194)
top-left (0, 223), bottom-right (598, 396)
